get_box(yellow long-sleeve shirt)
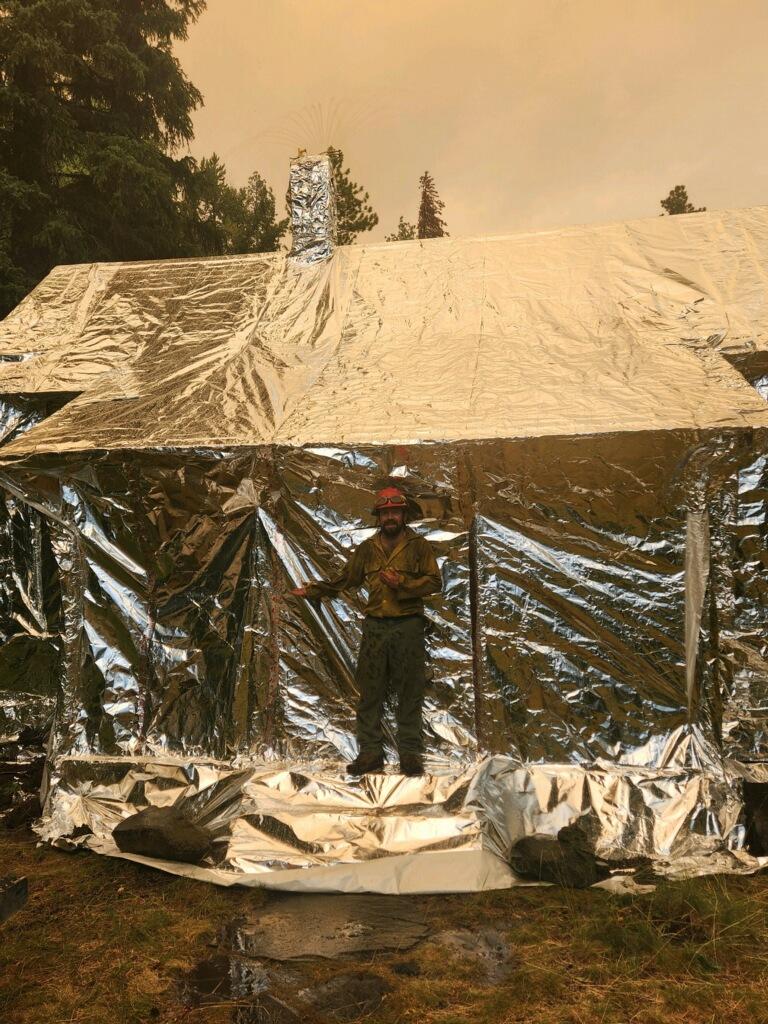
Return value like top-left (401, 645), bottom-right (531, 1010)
top-left (304, 527), bottom-right (442, 617)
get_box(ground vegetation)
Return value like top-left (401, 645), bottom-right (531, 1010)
top-left (2, 828), bottom-right (768, 1024)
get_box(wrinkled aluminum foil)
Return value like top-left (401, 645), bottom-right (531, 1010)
top-left (36, 754), bottom-right (762, 892)
top-left (289, 152), bottom-right (336, 264)
top-left (0, 431), bottom-right (753, 768)
top-left (0, 396), bottom-right (68, 822)
top-left (2, 217), bottom-right (768, 453)
top-left (0, 204), bottom-right (766, 888)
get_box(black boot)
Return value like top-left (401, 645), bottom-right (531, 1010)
top-left (346, 752), bottom-right (385, 776)
top-left (399, 754), bottom-right (424, 777)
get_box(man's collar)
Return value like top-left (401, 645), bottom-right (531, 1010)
top-left (374, 524), bottom-right (415, 556)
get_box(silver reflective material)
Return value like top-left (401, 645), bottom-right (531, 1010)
top-left (0, 396), bottom-right (63, 818)
top-left (35, 754), bottom-right (763, 892)
top-left (2, 213), bottom-right (767, 452)
top-left (0, 204), bottom-right (767, 888)
top-left (289, 152), bottom-right (336, 264)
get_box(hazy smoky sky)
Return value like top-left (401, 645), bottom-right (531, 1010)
top-left (176, 0), bottom-right (768, 242)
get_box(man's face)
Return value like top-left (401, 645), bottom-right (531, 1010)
top-left (378, 507), bottom-right (406, 536)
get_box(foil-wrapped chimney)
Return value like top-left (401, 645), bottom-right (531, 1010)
top-left (289, 152), bottom-right (337, 263)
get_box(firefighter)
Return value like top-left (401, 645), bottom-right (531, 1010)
top-left (291, 486), bottom-right (442, 776)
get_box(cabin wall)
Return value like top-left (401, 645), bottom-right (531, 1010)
top-left (1, 428), bottom-right (761, 772)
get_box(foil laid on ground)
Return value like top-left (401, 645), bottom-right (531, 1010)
top-left (35, 754), bottom-right (763, 892)
top-left (0, 200), bottom-right (767, 889)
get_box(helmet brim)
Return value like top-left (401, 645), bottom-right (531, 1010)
top-left (371, 498), bottom-right (422, 520)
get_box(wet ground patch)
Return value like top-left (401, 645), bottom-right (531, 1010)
top-left (179, 892), bottom-right (431, 1021)
top-left (223, 892), bottom-right (429, 959)
top-left (177, 890), bottom-right (520, 1022)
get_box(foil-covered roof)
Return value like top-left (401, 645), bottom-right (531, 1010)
top-left (2, 207), bottom-right (768, 453)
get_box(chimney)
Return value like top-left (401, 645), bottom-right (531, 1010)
top-left (289, 152), bottom-right (336, 264)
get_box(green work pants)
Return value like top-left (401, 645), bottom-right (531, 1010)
top-left (355, 615), bottom-right (426, 758)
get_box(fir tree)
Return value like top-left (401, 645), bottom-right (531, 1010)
top-left (417, 171), bottom-right (448, 239)
top-left (182, 157), bottom-right (287, 256)
top-left (181, 153), bottom-right (230, 256)
top-left (385, 216), bottom-right (417, 242)
top-left (231, 171), bottom-right (288, 254)
top-left (326, 146), bottom-right (378, 245)
top-left (660, 185), bottom-right (706, 216)
top-left (0, 0), bottom-right (205, 315)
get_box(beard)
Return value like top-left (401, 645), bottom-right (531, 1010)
top-left (381, 517), bottom-right (404, 535)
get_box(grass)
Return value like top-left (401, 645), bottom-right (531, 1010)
top-left (2, 827), bottom-right (768, 1023)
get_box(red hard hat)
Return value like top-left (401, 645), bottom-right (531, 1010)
top-left (372, 486), bottom-right (408, 514)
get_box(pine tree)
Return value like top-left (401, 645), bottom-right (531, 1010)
top-left (182, 158), bottom-right (287, 256)
top-left (417, 172), bottom-right (448, 239)
top-left (228, 171), bottom-right (288, 254)
top-left (326, 146), bottom-right (378, 245)
top-left (660, 185), bottom-right (706, 216)
top-left (181, 154), bottom-right (230, 256)
top-left (385, 216), bottom-right (417, 242)
top-left (0, 0), bottom-right (205, 316)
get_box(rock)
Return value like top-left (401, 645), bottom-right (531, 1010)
top-left (426, 928), bottom-right (515, 983)
top-left (113, 806), bottom-right (212, 863)
top-left (512, 815), bottom-right (614, 888)
top-left (299, 970), bottom-right (392, 1022)
top-left (510, 824), bottom-right (611, 889)
top-left (743, 782), bottom-right (768, 855)
top-left (0, 876), bottom-right (28, 925)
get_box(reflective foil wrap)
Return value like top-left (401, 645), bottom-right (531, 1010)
top-left (289, 152), bottom-right (336, 264)
top-left (36, 755), bottom-right (762, 891)
top-left (1, 204), bottom-right (767, 889)
top-left (0, 396), bottom-right (68, 822)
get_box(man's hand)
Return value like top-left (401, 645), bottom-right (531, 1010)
top-left (290, 586), bottom-right (309, 598)
top-left (380, 569), bottom-right (403, 589)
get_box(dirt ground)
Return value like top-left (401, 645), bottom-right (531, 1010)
top-left (2, 827), bottom-right (768, 1024)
